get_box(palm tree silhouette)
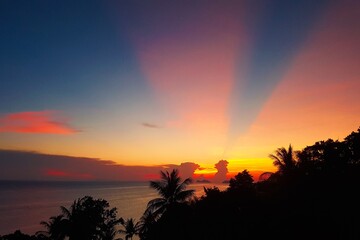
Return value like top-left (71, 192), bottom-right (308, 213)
top-left (137, 209), bottom-right (156, 239)
top-left (269, 144), bottom-right (297, 175)
top-left (146, 169), bottom-right (194, 220)
top-left (36, 215), bottom-right (68, 240)
top-left (118, 218), bottom-right (139, 240)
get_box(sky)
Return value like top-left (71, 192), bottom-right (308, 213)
top-left (0, 0), bottom-right (359, 182)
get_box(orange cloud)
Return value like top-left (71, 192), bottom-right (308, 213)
top-left (0, 111), bottom-right (78, 134)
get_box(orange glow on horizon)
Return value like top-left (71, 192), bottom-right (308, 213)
top-left (194, 168), bottom-right (217, 176)
top-left (193, 170), bottom-right (265, 182)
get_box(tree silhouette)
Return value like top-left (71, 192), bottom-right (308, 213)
top-left (118, 218), bottom-right (139, 240)
top-left (146, 169), bottom-right (194, 220)
top-left (137, 210), bottom-right (156, 240)
top-left (58, 196), bottom-right (121, 240)
top-left (36, 215), bottom-right (68, 240)
top-left (269, 144), bottom-right (297, 175)
top-left (203, 186), bottom-right (221, 198)
top-left (344, 127), bottom-right (360, 164)
top-left (0, 230), bottom-right (40, 240)
top-left (228, 169), bottom-right (254, 191)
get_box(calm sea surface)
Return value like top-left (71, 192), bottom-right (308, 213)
top-left (0, 181), bottom-right (227, 236)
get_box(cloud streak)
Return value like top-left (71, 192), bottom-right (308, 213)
top-left (0, 111), bottom-right (78, 134)
top-left (141, 122), bottom-right (161, 129)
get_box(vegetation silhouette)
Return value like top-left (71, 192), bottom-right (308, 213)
top-left (145, 169), bottom-right (194, 220)
top-left (0, 196), bottom-right (123, 240)
top-left (0, 230), bottom-right (42, 240)
top-left (228, 169), bottom-right (254, 191)
top-left (1, 127), bottom-right (360, 240)
top-left (138, 169), bottom-right (195, 240)
top-left (138, 127), bottom-right (360, 240)
top-left (269, 144), bottom-right (296, 175)
top-left (118, 218), bottom-right (139, 240)
top-left (35, 215), bottom-right (67, 240)
top-left (137, 207), bottom-right (156, 240)
top-left (59, 196), bottom-right (122, 240)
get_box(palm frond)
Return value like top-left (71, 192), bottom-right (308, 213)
top-left (39, 221), bottom-right (50, 229)
top-left (151, 204), bottom-right (166, 220)
top-left (175, 178), bottom-right (192, 194)
top-left (176, 189), bottom-right (195, 202)
top-left (60, 206), bottom-right (71, 218)
top-left (35, 230), bottom-right (49, 236)
top-left (147, 198), bottom-right (166, 207)
top-left (149, 180), bottom-right (167, 198)
top-left (270, 145), bottom-right (296, 173)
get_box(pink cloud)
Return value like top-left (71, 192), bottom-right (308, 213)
top-left (0, 111), bottom-right (78, 134)
top-left (44, 168), bottom-right (94, 180)
top-left (45, 169), bottom-right (68, 177)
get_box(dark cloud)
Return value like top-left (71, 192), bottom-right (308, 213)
top-left (0, 150), bottom-right (199, 181)
top-left (178, 162), bottom-right (200, 180)
top-left (213, 160), bottom-right (229, 183)
top-left (141, 122), bottom-right (161, 129)
top-left (164, 162), bottom-right (200, 180)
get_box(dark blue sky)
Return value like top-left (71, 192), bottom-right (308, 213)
top-left (0, 0), bottom-right (145, 112)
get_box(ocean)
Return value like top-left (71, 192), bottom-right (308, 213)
top-left (0, 181), bottom-right (227, 237)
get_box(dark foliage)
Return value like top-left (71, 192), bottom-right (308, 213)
top-left (228, 169), bottom-right (254, 191)
top-left (3, 127), bottom-right (360, 240)
top-left (140, 127), bottom-right (360, 240)
top-left (139, 169), bottom-right (194, 239)
top-left (0, 230), bottom-right (42, 240)
top-left (33, 196), bottom-right (122, 240)
top-left (145, 169), bottom-right (194, 221)
top-left (119, 218), bottom-right (139, 240)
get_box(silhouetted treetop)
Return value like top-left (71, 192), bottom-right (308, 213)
top-left (146, 169), bottom-right (194, 220)
top-left (35, 196), bottom-right (122, 240)
top-left (228, 170), bottom-right (254, 191)
top-left (269, 144), bottom-right (296, 175)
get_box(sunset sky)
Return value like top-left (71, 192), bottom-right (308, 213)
top-left (1, 0), bottom-right (359, 181)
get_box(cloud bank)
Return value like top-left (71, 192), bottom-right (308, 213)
top-left (0, 150), bottom-right (200, 181)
